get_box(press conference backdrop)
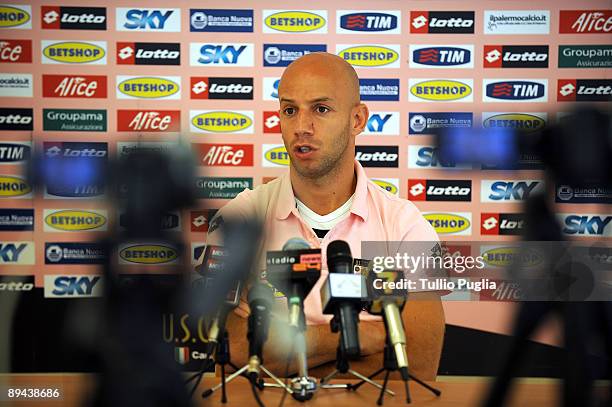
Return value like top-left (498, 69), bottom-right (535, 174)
top-left (0, 0), bottom-right (610, 374)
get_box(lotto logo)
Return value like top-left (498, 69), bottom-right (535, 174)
top-left (263, 111), bottom-right (281, 133)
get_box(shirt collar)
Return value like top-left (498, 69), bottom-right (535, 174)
top-left (275, 160), bottom-right (369, 222)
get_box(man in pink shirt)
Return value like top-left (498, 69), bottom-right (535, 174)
top-left (202, 52), bottom-right (444, 380)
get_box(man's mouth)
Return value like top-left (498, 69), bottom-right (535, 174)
top-left (294, 144), bottom-right (317, 155)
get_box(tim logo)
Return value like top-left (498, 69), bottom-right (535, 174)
top-left (484, 80), bottom-right (547, 102)
top-left (411, 45), bottom-right (472, 68)
top-left (339, 12), bottom-right (399, 33)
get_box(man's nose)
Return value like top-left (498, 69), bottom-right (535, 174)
top-left (294, 110), bottom-right (314, 136)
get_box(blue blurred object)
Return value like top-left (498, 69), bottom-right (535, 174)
top-left (437, 126), bottom-right (519, 169)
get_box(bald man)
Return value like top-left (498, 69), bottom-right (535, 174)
top-left (201, 53), bottom-right (445, 381)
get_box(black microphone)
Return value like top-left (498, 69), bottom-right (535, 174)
top-left (246, 283), bottom-right (273, 383)
top-left (198, 245), bottom-right (242, 355)
top-left (322, 240), bottom-right (362, 358)
top-left (365, 266), bottom-right (409, 381)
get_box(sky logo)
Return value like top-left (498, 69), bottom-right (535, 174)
top-left (363, 112), bottom-right (399, 135)
top-left (190, 43), bottom-right (254, 66)
top-left (116, 8), bottom-right (180, 32)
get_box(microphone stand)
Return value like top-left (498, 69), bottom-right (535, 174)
top-left (200, 330), bottom-right (293, 403)
top-left (320, 315), bottom-right (396, 397)
top-left (351, 326), bottom-right (441, 405)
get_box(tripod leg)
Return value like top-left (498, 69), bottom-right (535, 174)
top-left (404, 379), bottom-right (411, 404)
top-left (348, 370), bottom-right (395, 396)
top-left (377, 370), bottom-right (390, 406)
top-left (352, 367), bottom-right (385, 391)
top-left (221, 364), bottom-right (227, 403)
top-left (407, 373), bottom-right (441, 396)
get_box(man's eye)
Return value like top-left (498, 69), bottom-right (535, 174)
top-left (283, 107), bottom-right (295, 116)
top-left (316, 106), bottom-right (330, 114)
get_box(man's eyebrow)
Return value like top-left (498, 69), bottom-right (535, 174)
top-left (279, 97), bottom-right (335, 104)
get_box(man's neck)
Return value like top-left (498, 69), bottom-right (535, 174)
top-left (290, 160), bottom-right (357, 216)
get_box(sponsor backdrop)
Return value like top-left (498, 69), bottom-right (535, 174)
top-left (0, 0), bottom-right (610, 368)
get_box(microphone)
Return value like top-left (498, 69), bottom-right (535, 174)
top-left (246, 283), bottom-right (273, 383)
top-left (322, 240), bottom-right (363, 358)
top-left (366, 267), bottom-right (409, 381)
top-left (198, 245), bottom-right (243, 355)
top-left (266, 237), bottom-right (321, 401)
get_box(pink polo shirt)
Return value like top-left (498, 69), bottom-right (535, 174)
top-left (204, 160), bottom-right (439, 324)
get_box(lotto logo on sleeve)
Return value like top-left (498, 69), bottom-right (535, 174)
top-left (190, 43), bottom-right (254, 67)
top-left (191, 210), bottom-right (218, 233)
top-left (263, 44), bottom-right (327, 67)
top-left (410, 11), bottom-right (475, 34)
top-left (263, 10), bottom-right (327, 34)
top-left (117, 42), bottom-right (180, 65)
top-left (409, 45), bottom-right (473, 68)
top-left (43, 75), bottom-right (107, 98)
top-left (190, 9), bottom-right (253, 32)
top-left (337, 10), bottom-right (401, 34)
top-left (193, 143), bottom-right (254, 167)
top-left (481, 213), bottom-right (525, 236)
top-left (483, 45), bottom-right (549, 68)
top-left (0, 39), bottom-right (32, 63)
top-left (560, 10), bottom-right (612, 34)
top-left (557, 79), bottom-right (612, 102)
top-left (483, 79), bottom-right (547, 102)
top-left (263, 111), bottom-right (281, 133)
top-left (0, 5), bottom-right (31, 29)
top-left (117, 110), bottom-right (180, 132)
top-left (191, 77), bottom-right (253, 100)
top-left (116, 8), bottom-right (180, 32)
top-left (408, 179), bottom-right (472, 202)
top-left (41, 6), bottom-right (106, 30)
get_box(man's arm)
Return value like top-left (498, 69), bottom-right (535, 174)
top-left (223, 311), bottom-right (385, 376)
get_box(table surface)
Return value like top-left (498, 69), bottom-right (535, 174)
top-left (0, 373), bottom-right (567, 406)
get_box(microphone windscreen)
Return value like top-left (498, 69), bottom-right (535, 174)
top-left (327, 240), bottom-right (352, 265)
top-left (248, 283), bottom-right (274, 308)
top-left (282, 237), bottom-right (310, 251)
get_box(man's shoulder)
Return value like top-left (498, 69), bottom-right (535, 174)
top-left (366, 179), bottom-right (437, 241)
top-left (217, 176), bottom-right (284, 218)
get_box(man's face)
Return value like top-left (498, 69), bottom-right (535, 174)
top-left (278, 70), bottom-right (354, 179)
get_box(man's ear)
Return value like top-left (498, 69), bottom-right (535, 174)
top-left (351, 103), bottom-right (369, 137)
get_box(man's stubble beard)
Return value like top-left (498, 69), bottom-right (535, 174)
top-left (290, 121), bottom-right (352, 181)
